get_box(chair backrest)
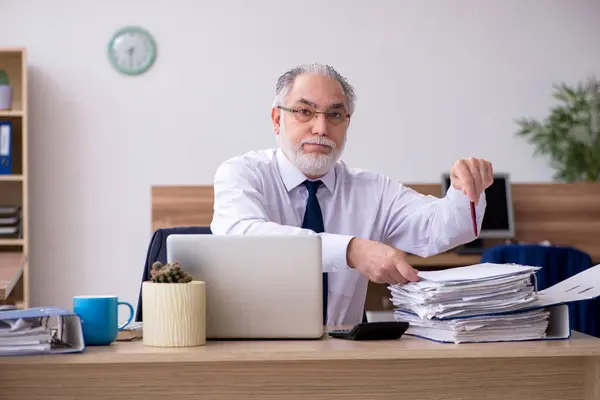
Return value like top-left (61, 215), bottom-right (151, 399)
top-left (135, 226), bottom-right (212, 321)
top-left (481, 244), bottom-right (599, 337)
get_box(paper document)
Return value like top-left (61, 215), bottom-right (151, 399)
top-left (0, 306), bottom-right (85, 356)
top-left (389, 262), bottom-right (549, 343)
top-left (0, 313), bottom-right (54, 354)
top-left (395, 309), bottom-right (550, 343)
top-left (390, 263), bottom-right (541, 320)
top-left (416, 263), bottom-right (540, 283)
top-left (534, 262), bottom-right (600, 306)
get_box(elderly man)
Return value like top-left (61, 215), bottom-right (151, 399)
top-left (211, 63), bottom-right (493, 326)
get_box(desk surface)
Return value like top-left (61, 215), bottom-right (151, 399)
top-left (2, 333), bottom-right (599, 400)
top-left (2, 331), bottom-right (599, 365)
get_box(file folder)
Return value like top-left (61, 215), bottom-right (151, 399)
top-left (0, 306), bottom-right (86, 356)
top-left (0, 121), bottom-right (12, 175)
top-left (522, 263), bottom-right (600, 340)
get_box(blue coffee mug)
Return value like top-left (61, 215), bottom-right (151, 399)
top-left (73, 295), bottom-right (134, 346)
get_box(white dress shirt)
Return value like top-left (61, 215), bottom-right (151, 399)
top-left (211, 148), bottom-right (486, 326)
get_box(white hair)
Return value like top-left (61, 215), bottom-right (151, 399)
top-left (272, 63), bottom-right (356, 114)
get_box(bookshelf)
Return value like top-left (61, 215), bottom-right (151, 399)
top-left (0, 47), bottom-right (28, 309)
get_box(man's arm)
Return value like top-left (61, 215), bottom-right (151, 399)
top-left (342, 158), bottom-right (492, 286)
top-left (210, 159), bottom-right (354, 273)
top-left (381, 178), bottom-right (486, 257)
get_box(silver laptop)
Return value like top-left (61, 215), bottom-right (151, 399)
top-left (166, 234), bottom-right (325, 339)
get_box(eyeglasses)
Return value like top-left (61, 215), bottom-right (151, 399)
top-left (277, 105), bottom-right (350, 126)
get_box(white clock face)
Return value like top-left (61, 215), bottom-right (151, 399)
top-left (108, 27), bottom-right (156, 75)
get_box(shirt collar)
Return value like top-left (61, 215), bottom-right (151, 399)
top-left (276, 148), bottom-right (335, 194)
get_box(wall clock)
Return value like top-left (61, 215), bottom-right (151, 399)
top-left (108, 26), bottom-right (157, 76)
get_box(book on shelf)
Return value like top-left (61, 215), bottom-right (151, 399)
top-left (0, 205), bottom-right (21, 239)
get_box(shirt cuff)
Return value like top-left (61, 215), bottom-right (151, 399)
top-left (445, 185), bottom-right (485, 209)
top-left (321, 233), bottom-right (355, 273)
top-left (445, 185), bottom-right (486, 225)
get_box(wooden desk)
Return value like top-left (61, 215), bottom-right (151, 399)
top-left (1, 332), bottom-right (598, 399)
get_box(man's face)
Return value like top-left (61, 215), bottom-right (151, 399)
top-left (272, 74), bottom-right (350, 178)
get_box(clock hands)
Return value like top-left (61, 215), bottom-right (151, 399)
top-left (109, 27), bottom-right (155, 75)
top-left (127, 46), bottom-right (135, 68)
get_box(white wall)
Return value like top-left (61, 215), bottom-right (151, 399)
top-left (1, 0), bottom-right (599, 313)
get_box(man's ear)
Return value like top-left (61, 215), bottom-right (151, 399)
top-left (271, 107), bottom-right (281, 135)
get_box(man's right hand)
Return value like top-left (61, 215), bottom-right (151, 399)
top-left (346, 238), bottom-right (420, 285)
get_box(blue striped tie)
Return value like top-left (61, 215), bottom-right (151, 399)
top-left (302, 180), bottom-right (327, 324)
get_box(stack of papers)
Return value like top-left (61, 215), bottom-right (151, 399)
top-left (0, 206), bottom-right (22, 239)
top-left (389, 263), bottom-right (550, 343)
top-left (0, 313), bottom-right (53, 355)
top-left (0, 306), bottom-right (85, 356)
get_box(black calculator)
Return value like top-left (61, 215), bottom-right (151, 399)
top-left (328, 321), bottom-right (409, 341)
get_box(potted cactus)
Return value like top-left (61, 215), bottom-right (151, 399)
top-left (142, 261), bottom-right (206, 347)
top-left (0, 70), bottom-right (11, 110)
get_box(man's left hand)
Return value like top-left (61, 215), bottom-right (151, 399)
top-left (450, 158), bottom-right (494, 202)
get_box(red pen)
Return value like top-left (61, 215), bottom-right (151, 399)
top-left (470, 201), bottom-right (478, 236)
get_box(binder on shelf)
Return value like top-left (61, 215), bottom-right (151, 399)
top-left (0, 121), bottom-right (12, 175)
top-left (0, 205), bottom-right (20, 215)
top-left (0, 306), bottom-right (86, 356)
top-left (0, 205), bottom-right (21, 239)
top-left (390, 262), bottom-right (600, 343)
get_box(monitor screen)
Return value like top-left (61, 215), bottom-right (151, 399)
top-left (442, 173), bottom-right (515, 238)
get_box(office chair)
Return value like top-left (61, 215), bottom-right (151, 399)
top-left (481, 244), bottom-right (599, 338)
top-left (135, 226), bottom-right (212, 322)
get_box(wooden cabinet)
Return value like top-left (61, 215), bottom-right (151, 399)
top-left (0, 48), bottom-right (28, 308)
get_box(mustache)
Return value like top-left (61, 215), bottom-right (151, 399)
top-left (299, 137), bottom-right (336, 149)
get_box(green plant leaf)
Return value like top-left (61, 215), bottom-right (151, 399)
top-left (516, 76), bottom-right (600, 182)
top-left (0, 70), bottom-right (8, 86)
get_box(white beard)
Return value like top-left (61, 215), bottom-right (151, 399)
top-left (277, 115), bottom-right (345, 177)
